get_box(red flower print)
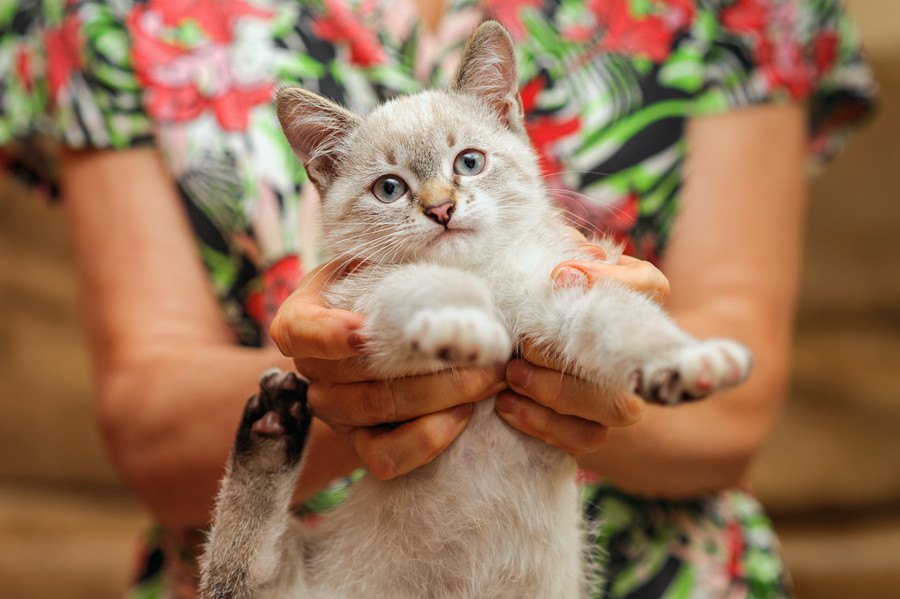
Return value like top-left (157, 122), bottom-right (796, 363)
top-left (663, 0), bottom-right (696, 31)
top-left (561, 24), bottom-right (595, 43)
top-left (15, 45), bottom-right (35, 94)
top-left (755, 35), bottom-right (811, 98)
top-left (813, 31), bottom-right (838, 75)
top-left (635, 231), bottom-right (659, 265)
top-left (45, 14), bottom-right (84, 97)
top-left (520, 76), bottom-right (581, 182)
top-left (589, 0), bottom-right (673, 62)
top-left (520, 76), bottom-right (644, 248)
top-left (721, 0), bottom-right (819, 100)
top-left (726, 520), bottom-right (745, 580)
top-left (526, 115), bottom-right (581, 178)
top-left (143, 0), bottom-right (270, 43)
top-left (576, 469), bottom-right (601, 485)
top-left (598, 192), bottom-right (640, 253)
top-left (604, 191), bottom-right (639, 232)
top-left (485, 0), bottom-right (544, 40)
top-left (127, 0), bottom-right (275, 131)
top-left (313, 0), bottom-right (386, 67)
top-left (721, 0), bottom-right (769, 34)
top-left (245, 254), bottom-right (304, 330)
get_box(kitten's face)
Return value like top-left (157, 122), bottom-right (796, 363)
top-left (320, 91), bottom-right (542, 266)
top-left (277, 21), bottom-right (536, 267)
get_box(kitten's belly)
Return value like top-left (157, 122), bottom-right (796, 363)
top-left (310, 400), bottom-right (584, 597)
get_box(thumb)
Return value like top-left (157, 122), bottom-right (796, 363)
top-left (269, 260), bottom-right (367, 359)
top-left (551, 259), bottom-right (669, 302)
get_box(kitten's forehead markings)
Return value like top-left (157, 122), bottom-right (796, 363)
top-left (384, 148), bottom-right (397, 166)
top-left (447, 132), bottom-right (456, 148)
top-left (407, 147), bottom-right (445, 184)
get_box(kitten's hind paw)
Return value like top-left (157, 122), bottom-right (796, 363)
top-left (233, 369), bottom-right (312, 470)
top-left (404, 307), bottom-right (512, 366)
top-left (634, 339), bottom-right (752, 405)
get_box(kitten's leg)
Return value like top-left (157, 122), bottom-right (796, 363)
top-left (336, 264), bottom-right (512, 375)
top-left (200, 369), bottom-right (312, 599)
top-left (530, 282), bottom-right (752, 405)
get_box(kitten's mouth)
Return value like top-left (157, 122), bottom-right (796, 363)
top-left (430, 227), bottom-right (475, 243)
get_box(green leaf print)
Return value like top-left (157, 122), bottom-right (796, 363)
top-left (659, 46), bottom-right (704, 93)
top-left (276, 53), bottom-right (327, 81)
top-left (664, 565), bottom-right (696, 599)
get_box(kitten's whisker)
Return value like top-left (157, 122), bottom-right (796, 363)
top-left (303, 229), bottom-right (417, 291)
top-left (545, 188), bottom-right (632, 219)
top-left (540, 169), bottom-right (613, 178)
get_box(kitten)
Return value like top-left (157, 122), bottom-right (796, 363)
top-left (200, 21), bottom-right (752, 599)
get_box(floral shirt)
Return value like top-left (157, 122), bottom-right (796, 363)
top-left (0, 1), bottom-right (875, 598)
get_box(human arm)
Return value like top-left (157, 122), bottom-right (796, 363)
top-left (61, 148), bottom-right (362, 530)
top-left (497, 103), bottom-right (807, 497)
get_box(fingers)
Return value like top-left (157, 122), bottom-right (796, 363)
top-left (269, 261), bottom-right (367, 360)
top-left (518, 340), bottom-right (562, 370)
top-left (309, 366), bottom-right (507, 428)
top-left (295, 356), bottom-right (376, 384)
top-left (504, 359), bottom-right (643, 427)
top-left (495, 391), bottom-right (608, 456)
top-left (551, 257), bottom-right (670, 303)
top-left (348, 404), bottom-right (474, 480)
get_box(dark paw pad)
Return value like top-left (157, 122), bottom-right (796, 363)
top-left (649, 368), bottom-right (681, 405)
top-left (634, 368), bottom-right (708, 406)
top-left (234, 369), bottom-right (311, 466)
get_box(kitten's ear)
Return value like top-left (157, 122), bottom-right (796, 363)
top-left (275, 86), bottom-right (362, 191)
top-left (452, 21), bottom-right (522, 131)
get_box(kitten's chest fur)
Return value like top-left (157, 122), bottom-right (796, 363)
top-left (314, 227), bottom-right (590, 597)
top-left (308, 404), bottom-right (583, 598)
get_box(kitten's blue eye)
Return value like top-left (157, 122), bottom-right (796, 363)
top-left (372, 175), bottom-right (408, 203)
top-left (454, 150), bottom-right (486, 176)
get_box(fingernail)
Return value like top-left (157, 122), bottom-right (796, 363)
top-left (507, 360), bottom-right (532, 389)
top-left (347, 332), bottom-right (368, 352)
top-left (495, 392), bottom-right (518, 415)
top-left (577, 242), bottom-right (608, 261)
top-left (452, 403), bottom-right (473, 422)
top-left (552, 266), bottom-right (588, 289)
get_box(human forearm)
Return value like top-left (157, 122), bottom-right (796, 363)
top-left (99, 344), bottom-right (361, 529)
top-left (578, 105), bottom-right (807, 497)
top-left (576, 296), bottom-right (792, 497)
top-left (59, 149), bottom-right (360, 530)
top-left (576, 383), bottom-right (784, 498)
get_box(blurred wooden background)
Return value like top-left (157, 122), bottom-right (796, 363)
top-left (1, 1), bottom-right (899, 597)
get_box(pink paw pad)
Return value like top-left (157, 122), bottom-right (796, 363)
top-left (692, 357), bottom-right (713, 393)
top-left (251, 411), bottom-right (285, 436)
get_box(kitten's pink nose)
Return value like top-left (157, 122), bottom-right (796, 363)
top-left (425, 202), bottom-right (455, 226)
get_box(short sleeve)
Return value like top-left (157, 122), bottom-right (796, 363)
top-left (0, 0), bottom-right (154, 188)
top-left (688, 0), bottom-right (877, 162)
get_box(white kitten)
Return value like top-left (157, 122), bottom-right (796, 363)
top-left (200, 21), bottom-right (752, 599)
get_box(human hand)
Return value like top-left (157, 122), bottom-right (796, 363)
top-left (270, 261), bottom-right (506, 480)
top-left (495, 245), bottom-right (671, 455)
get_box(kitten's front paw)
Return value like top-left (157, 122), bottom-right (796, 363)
top-left (233, 369), bottom-right (312, 470)
top-left (634, 339), bottom-right (752, 405)
top-left (404, 307), bottom-right (512, 366)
